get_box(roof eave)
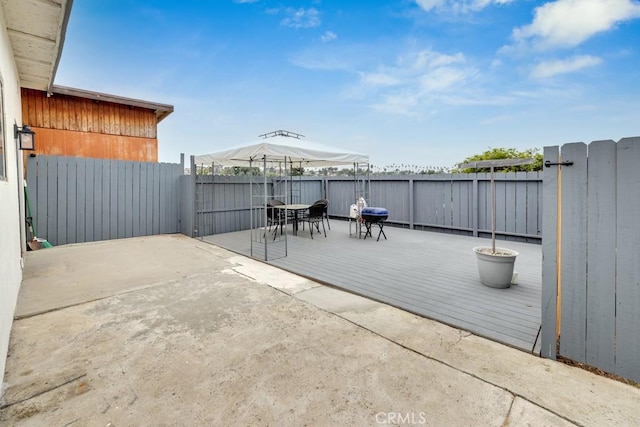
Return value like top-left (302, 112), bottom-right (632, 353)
top-left (47, 0), bottom-right (74, 93)
top-left (50, 84), bottom-right (174, 122)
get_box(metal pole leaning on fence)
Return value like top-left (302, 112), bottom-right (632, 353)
top-left (459, 158), bottom-right (534, 253)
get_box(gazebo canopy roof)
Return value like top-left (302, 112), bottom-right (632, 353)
top-left (194, 132), bottom-right (369, 167)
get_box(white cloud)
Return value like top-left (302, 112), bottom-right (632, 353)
top-left (415, 0), bottom-right (514, 13)
top-left (372, 92), bottom-right (420, 116)
top-left (415, 0), bottom-right (446, 11)
top-left (512, 0), bottom-right (640, 50)
top-left (410, 50), bottom-right (465, 69)
top-left (360, 49), bottom-right (480, 115)
top-left (360, 72), bottom-right (400, 87)
top-left (418, 67), bottom-right (468, 91)
top-left (321, 31), bottom-right (337, 42)
top-left (233, 0), bottom-right (259, 3)
top-left (531, 55), bottom-right (603, 78)
top-left (291, 43), bottom-right (513, 116)
top-left (376, 49), bottom-right (469, 91)
top-left (281, 8), bottom-right (321, 28)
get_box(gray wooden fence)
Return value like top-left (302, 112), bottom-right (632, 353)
top-left (31, 156), bottom-right (539, 245)
top-left (192, 172), bottom-right (542, 242)
top-left (541, 137), bottom-right (640, 383)
top-left (26, 155), bottom-right (184, 246)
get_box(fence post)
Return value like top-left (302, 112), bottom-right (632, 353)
top-left (408, 178), bottom-right (414, 229)
top-left (191, 155), bottom-right (198, 237)
top-left (541, 146), bottom-right (559, 359)
top-left (472, 175), bottom-right (479, 237)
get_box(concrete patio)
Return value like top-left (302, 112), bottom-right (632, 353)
top-left (1, 234), bottom-right (638, 426)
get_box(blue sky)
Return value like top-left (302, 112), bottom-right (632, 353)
top-left (55, 0), bottom-right (640, 170)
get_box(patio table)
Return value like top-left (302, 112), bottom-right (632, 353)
top-left (273, 204), bottom-right (310, 235)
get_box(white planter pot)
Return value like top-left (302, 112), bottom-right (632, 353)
top-left (473, 246), bottom-right (519, 289)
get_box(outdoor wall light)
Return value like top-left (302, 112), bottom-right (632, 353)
top-left (15, 124), bottom-right (35, 150)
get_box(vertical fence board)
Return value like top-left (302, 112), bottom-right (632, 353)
top-left (139, 163), bottom-right (148, 236)
top-left (67, 159), bottom-right (78, 244)
top-left (495, 176), bottom-right (506, 234)
top-left (124, 161), bottom-right (133, 237)
top-left (541, 146), bottom-right (559, 359)
top-left (443, 181), bottom-right (451, 227)
top-left (527, 173), bottom-right (539, 238)
top-left (83, 158), bottom-right (93, 242)
top-left (146, 162), bottom-right (154, 236)
top-left (96, 158), bottom-right (106, 241)
top-left (32, 156), bottom-right (46, 242)
top-left (173, 163), bottom-right (181, 232)
top-left (168, 164), bottom-right (177, 232)
top-left (559, 142), bottom-right (588, 362)
top-left (172, 164), bottom-right (180, 231)
top-left (452, 179), bottom-right (461, 229)
top-left (426, 181), bottom-right (435, 224)
top-left (478, 176), bottom-right (488, 233)
top-left (309, 180), bottom-right (322, 204)
top-left (152, 163), bottom-right (160, 234)
top-left (461, 179), bottom-right (471, 229)
top-left (117, 161), bottom-right (126, 239)
top-left (471, 176), bottom-right (478, 236)
top-left (436, 181), bottom-right (444, 226)
top-left (56, 157), bottom-right (68, 245)
top-left (132, 162), bottom-right (141, 236)
top-left (109, 160), bottom-right (118, 240)
top-left (515, 173), bottom-right (527, 237)
top-left (504, 173), bottom-right (519, 239)
top-left (447, 178), bottom-right (455, 227)
top-left (436, 180), bottom-right (444, 225)
top-left (424, 181), bottom-right (433, 224)
top-left (165, 166), bottom-right (173, 233)
top-left (158, 164), bottom-right (167, 233)
top-left (585, 140), bottom-right (617, 372)
top-left (413, 181), bottom-right (426, 225)
top-left (180, 173), bottom-right (195, 237)
top-left (41, 157), bottom-right (53, 242)
top-left (536, 174), bottom-right (543, 236)
top-left (163, 164), bottom-right (172, 232)
top-left (209, 176), bottom-right (215, 235)
top-left (615, 137), bottom-right (640, 381)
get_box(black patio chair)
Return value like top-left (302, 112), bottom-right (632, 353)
top-left (265, 203), bottom-right (286, 240)
top-left (313, 199), bottom-right (330, 230)
top-left (304, 202), bottom-right (326, 239)
top-left (269, 199), bottom-right (289, 230)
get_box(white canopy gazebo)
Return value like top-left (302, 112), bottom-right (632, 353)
top-left (194, 130), bottom-right (368, 167)
top-left (193, 131), bottom-right (369, 260)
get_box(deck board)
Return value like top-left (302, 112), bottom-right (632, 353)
top-left (202, 220), bottom-right (542, 352)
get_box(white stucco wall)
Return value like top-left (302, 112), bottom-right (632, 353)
top-left (0, 7), bottom-right (26, 388)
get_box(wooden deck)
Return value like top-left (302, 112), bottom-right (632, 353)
top-left (202, 220), bottom-right (542, 353)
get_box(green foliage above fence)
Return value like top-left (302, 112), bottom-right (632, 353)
top-left (458, 148), bottom-right (543, 173)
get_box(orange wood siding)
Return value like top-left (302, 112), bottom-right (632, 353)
top-left (26, 127), bottom-right (158, 162)
top-left (21, 88), bottom-right (160, 163)
top-left (22, 88), bottom-right (158, 138)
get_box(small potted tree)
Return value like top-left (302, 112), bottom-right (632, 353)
top-left (460, 158), bottom-right (533, 288)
